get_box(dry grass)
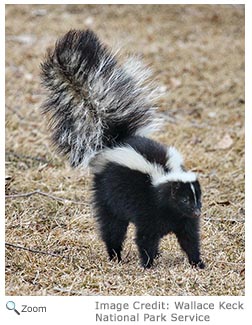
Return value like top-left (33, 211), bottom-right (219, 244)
top-left (5, 4), bottom-right (244, 296)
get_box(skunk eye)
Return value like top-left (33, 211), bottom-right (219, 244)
top-left (181, 197), bottom-right (190, 204)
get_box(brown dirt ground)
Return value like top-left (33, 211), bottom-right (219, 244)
top-left (5, 4), bottom-right (245, 296)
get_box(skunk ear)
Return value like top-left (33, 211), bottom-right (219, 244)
top-left (171, 182), bottom-right (180, 198)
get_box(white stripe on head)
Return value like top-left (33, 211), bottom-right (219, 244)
top-left (190, 182), bottom-right (197, 205)
top-left (152, 171), bottom-right (197, 186)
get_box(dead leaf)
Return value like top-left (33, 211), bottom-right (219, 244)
top-left (31, 9), bottom-right (47, 17)
top-left (7, 34), bottom-right (37, 45)
top-left (216, 200), bottom-right (231, 206)
top-left (85, 16), bottom-right (94, 26)
top-left (169, 77), bottom-right (181, 89)
top-left (208, 111), bottom-right (217, 118)
top-left (216, 134), bottom-right (233, 150)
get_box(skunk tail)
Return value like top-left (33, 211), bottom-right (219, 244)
top-left (41, 29), bottom-right (161, 167)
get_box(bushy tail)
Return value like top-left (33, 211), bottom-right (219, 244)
top-left (41, 29), bottom-right (161, 167)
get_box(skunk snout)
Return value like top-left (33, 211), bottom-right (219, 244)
top-left (193, 208), bottom-right (201, 218)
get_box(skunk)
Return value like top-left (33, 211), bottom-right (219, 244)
top-left (41, 29), bottom-right (205, 269)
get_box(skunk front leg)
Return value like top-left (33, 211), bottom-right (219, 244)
top-left (175, 220), bottom-right (205, 269)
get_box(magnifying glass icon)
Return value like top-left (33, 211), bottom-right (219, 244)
top-left (6, 301), bottom-right (20, 315)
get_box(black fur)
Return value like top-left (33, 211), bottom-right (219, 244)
top-left (93, 136), bottom-right (204, 269)
top-left (125, 136), bottom-right (169, 170)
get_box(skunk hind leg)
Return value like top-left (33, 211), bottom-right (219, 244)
top-left (135, 229), bottom-right (160, 268)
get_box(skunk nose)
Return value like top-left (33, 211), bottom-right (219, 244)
top-left (193, 209), bottom-right (201, 218)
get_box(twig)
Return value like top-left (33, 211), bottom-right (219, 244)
top-left (5, 189), bottom-right (88, 205)
top-left (203, 216), bottom-right (245, 223)
top-left (212, 260), bottom-right (245, 266)
top-left (53, 286), bottom-right (82, 295)
top-left (33, 270), bottom-right (40, 285)
top-left (6, 151), bottom-right (49, 164)
top-left (7, 106), bottom-right (24, 120)
top-left (53, 286), bottom-right (97, 296)
top-left (124, 244), bottom-right (133, 261)
top-left (5, 242), bottom-right (68, 259)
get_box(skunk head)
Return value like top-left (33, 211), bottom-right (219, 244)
top-left (157, 180), bottom-right (202, 219)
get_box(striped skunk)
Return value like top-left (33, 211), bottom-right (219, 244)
top-left (41, 29), bottom-right (205, 269)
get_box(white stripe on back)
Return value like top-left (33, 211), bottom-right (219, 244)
top-left (91, 145), bottom-right (197, 185)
